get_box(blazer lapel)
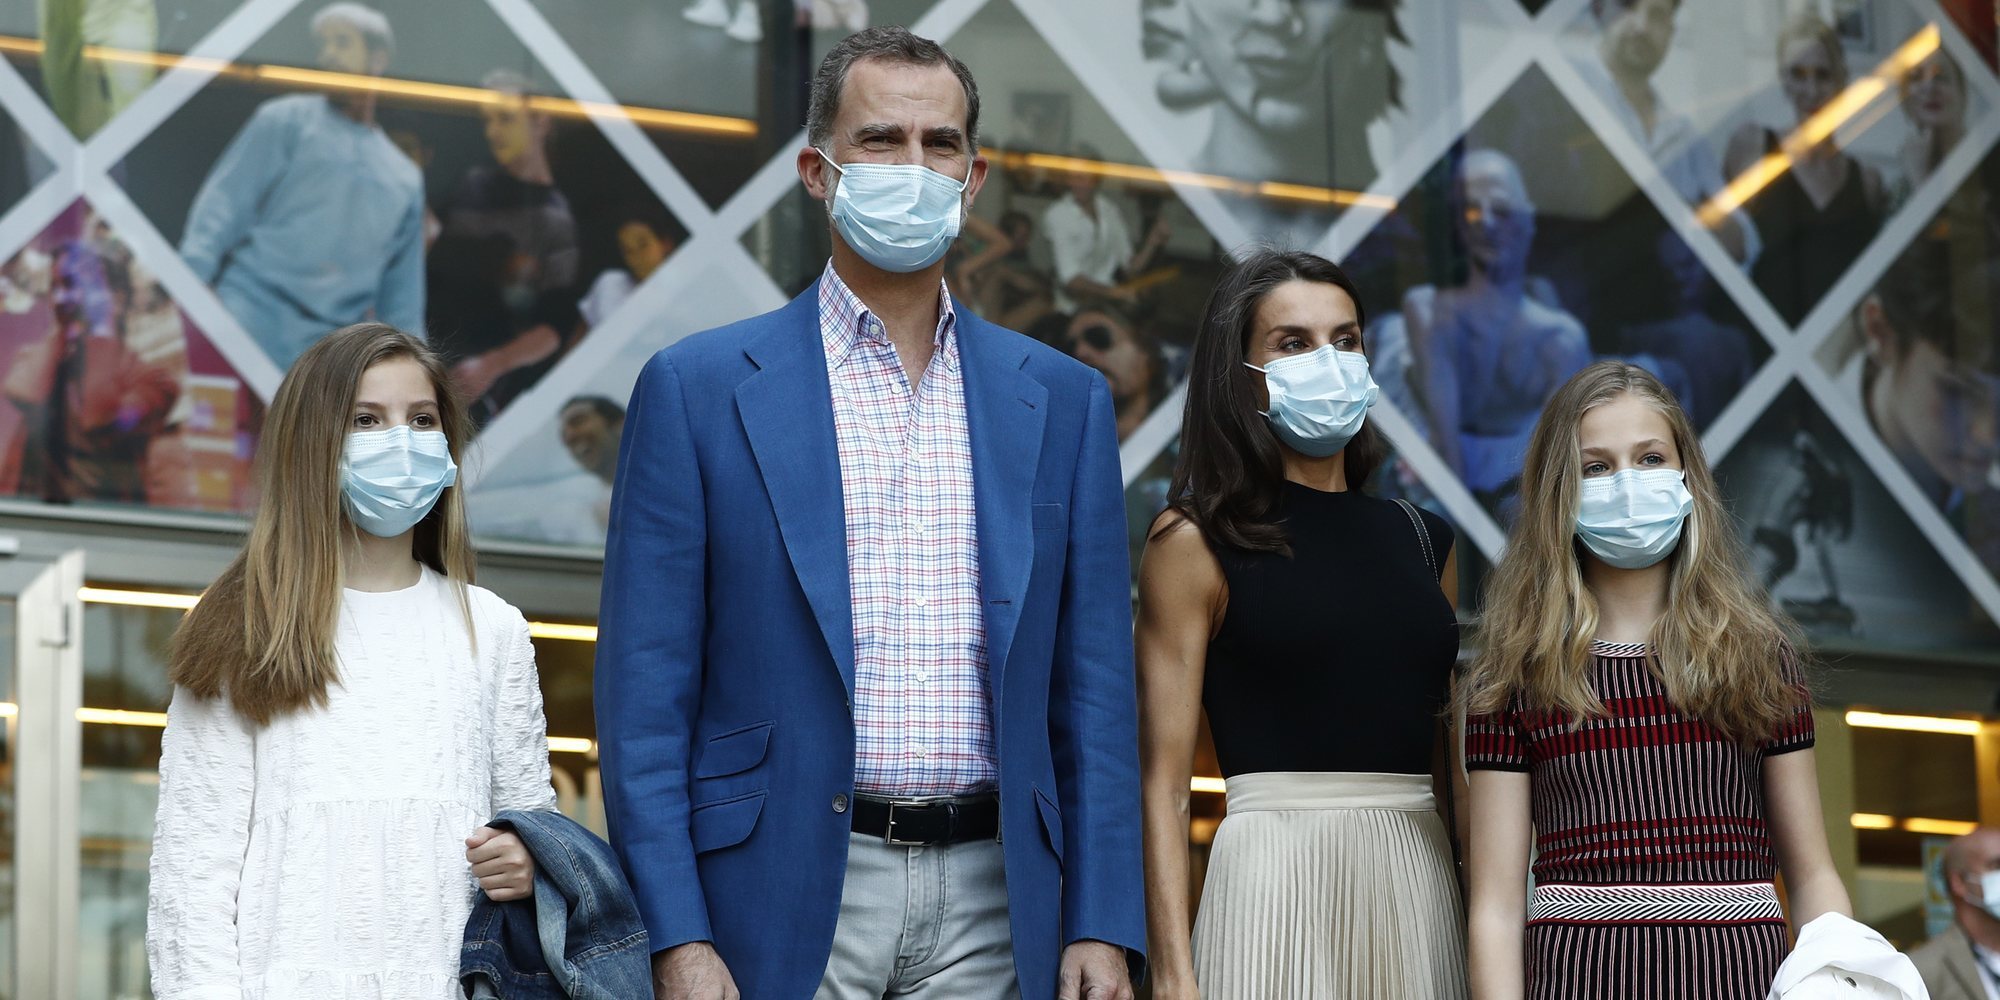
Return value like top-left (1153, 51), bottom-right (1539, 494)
top-left (736, 288), bottom-right (857, 698)
top-left (957, 309), bottom-right (1047, 699)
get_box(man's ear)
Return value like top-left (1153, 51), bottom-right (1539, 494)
top-left (798, 147), bottom-right (835, 202)
top-left (960, 154), bottom-right (991, 213)
top-left (1859, 298), bottom-right (1896, 359)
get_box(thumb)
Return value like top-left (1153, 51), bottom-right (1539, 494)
top-left (465, 826), bottom-right (497, 849)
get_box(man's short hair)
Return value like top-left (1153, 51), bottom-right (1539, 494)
top-left (1873, 239), bottom-right (2000, 373)
top-left (562, 395), bottom-right (626, 425)
top-left (1591, 0), bottom-right (1680, 21)
top-left (482, 68), bottom-right (542, 101)
top-left (806, 26), bottom-right (980, 151)
top-left (311, 2), bottom-right (394, 57)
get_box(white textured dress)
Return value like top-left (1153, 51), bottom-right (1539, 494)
top-left (146, 567), bottom-right (558, 1000)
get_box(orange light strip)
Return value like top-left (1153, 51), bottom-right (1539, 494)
top-left (0, 34), bottom-right (757, 138)
top-left (1851, 812), bottom-right (1979, 835)
top-left (76, 587), bottom-right (599, 643)
top-left (2, 700), bottom-right (597, 752)
top-left (982, 149), bottom-right (1398, 212)
top-left (1845, 710), bottom-right (1982, 736)
top-left (1699, 25), bottom-right (1940, 227)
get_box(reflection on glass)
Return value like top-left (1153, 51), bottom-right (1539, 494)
top-left (79, 603), bottom-right (174, 1000)
top-left (1721, 11), bottom-right (1887, 327)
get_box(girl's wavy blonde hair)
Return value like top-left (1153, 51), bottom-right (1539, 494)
top-left (1454, 361), bottom-right (1804, 742)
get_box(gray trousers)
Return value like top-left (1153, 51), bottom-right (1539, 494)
top-left (815, 831), bottom-right (1023, 999)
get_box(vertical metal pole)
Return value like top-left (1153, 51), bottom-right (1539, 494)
top-left (14, 550), bottom-right (84, 1000)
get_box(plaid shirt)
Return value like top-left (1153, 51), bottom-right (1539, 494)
top-left (818, 265), bottom-right (995, 797)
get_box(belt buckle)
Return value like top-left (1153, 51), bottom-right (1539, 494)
top-left (883, 799), bottom-right (953, 846)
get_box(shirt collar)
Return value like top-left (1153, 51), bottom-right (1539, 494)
top-left (816, 261), bottom-right (958, 371)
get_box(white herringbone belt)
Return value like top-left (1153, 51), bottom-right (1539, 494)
top-left (1528, 880), bottom-right (1784, 926)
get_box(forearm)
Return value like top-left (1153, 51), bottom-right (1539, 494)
top-left (1065, 274), bottom-right (1122, 301)
top-left (492, 326), bottom-right (561, 370)
top-left (1467, 906), bottom-right (1526, 1000)
top-left (1786, 870), bottom-right (1852, 927)
top-left (1141, 783), bottom-right (1198, 987)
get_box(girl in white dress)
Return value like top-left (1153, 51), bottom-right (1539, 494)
top-left (146, 323), bottom-right (559, 1000)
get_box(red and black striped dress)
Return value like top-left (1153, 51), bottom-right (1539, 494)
top-left (1464, 639), bottom-right (1816, 1000)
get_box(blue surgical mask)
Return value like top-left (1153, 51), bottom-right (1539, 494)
top-left (818, 148), bottom-right (968, 273)
top-left (1245, 346), bottom-right (1379, 457)
top-left (342, 425), bottom-right (458, 538)
top-left (1575, 468), bottom-right (1693, 569)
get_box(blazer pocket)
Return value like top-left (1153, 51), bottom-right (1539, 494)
top-left (691, 790), bottom-right (766, 854)
top-left (693, 721), bottom-right (774, 779)
top-left (1033, 786), bottom-right (1065, 863)
top-left (1032, 502), bottom-right (1066, 530)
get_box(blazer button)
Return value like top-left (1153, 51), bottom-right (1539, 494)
top-left (832, 793), bottom-right (849, 813)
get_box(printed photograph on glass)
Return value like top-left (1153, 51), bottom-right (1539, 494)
top-left (111, 0), bottom-right (687, 425)
top-left (1030, 0), bottom-right (1519, 248)
top-left (1345, 66), bottom-right (1772, 523)
top-left (1814, 153), bottom-right (2000, 586)
top-left (0, 198), bottom-right (262, 514)
top-left (1555, 0), bottom-right (1990, 329)
top-left (0, 0), bottom-right (243, 139)
top-left (529, 0), bottom-right (947, 208)
top-left (1717, 381), bottom-right (2000, 651)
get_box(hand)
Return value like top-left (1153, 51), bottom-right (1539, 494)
top-left (452, 353), bottom-right (503, 401)
top-left (1146, 216), bottom-right (1172, 247)
top-left (653, 941), bottom-right (740, 1000)
top-left (1058, 940), bottom-right (1133, 1000)
top-left (1150, 978), bottom-right (1201, 1000)
top-left (465, 826), bottom-right (534, 902)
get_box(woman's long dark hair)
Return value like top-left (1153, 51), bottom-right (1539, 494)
top-left (1161, 248), bottom-right (1386, 554)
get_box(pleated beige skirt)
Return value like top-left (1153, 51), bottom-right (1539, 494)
top-left (1191, 771), bottom-right (1468, 1000)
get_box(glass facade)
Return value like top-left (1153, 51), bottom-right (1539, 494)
top-left (0, 0), bottom-right (1991, 659)
top-left (0, 0), bottom-right (1996, 993)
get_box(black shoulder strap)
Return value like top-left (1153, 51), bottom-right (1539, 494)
top-left (1396, 498), bottom-right (1464, 880)
top-left (1392, 498), bottom-right (1438, 579)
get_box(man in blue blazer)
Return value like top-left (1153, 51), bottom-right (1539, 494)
top-left (595, 26), bottom-right (1146, 1000)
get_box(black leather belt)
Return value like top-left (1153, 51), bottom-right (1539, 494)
top-left (851, 794), bottom-right (1001, 845)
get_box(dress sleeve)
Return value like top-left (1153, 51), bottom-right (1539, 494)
top-left (1464, 694), bottom-right (1530, 772)
top-left (490, 610), bottom-right (558, 813)
top-left (1761, 652), bottom-right (1817, 757)
top-left (146, 685), bottom-right (256, 999)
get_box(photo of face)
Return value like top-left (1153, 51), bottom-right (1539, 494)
top-left (1596, 0), bottom-right (1677, 80)
top-left (1903, 50), bottom-right (1968, 132)
top-left (1456, 150), bottom-right (1536, 282)
top-left (560, 398), bottom-right (622, 482)
top-left (314, 16), bottom-right (380, 76)
top-left (1181, 0), bottom-right (1344, 132)
top-left (1778, 34), bottom-right (1845, 122)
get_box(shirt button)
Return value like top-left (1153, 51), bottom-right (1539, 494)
top-left (832, 794), bottom-right (849, 813)
top-left (914, 596), bottom-right (929, 608)
top-left (915, 671), bottom-right (929, 682)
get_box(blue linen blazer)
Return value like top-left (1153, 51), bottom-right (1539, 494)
top-left (594, 280), bottom-right (1147, 999)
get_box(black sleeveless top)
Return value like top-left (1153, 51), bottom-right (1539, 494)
top-left (1747, 129), bottom-right (1880, 326)
top-left (1202, 482), bottom-right (1460, 777)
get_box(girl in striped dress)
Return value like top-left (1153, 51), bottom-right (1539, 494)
top-left (1457, 361), bottom-right (1851, 999)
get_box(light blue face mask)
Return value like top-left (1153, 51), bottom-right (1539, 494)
top-left (342, 425), bottom-right (458, 538)
top-left (1245, 345), bottom-right (1379, 458)
top-left (1575, 467), bottom-right (1694, 569)
top-left (817, 148), bottom-right (968, 273)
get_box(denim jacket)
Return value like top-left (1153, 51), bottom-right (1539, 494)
top-left (461, 809), bottom-right (651, 999)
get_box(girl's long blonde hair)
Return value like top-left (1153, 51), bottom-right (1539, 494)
top-left (1455, 361), bottom-right (1805, 743)
top-left (168, 324), bottom-right (478, 725)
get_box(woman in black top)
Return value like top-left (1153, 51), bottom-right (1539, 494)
top-left (1137, 249), bottom-right (1467, 999)
top-left (1724, 9), bottom-right (1884, 327)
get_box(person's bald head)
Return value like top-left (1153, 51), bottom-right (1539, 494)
top-left (1946, 826), bottom-right (2000, 919)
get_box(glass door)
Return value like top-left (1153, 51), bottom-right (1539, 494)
top-left (0, 551), bottom-right (85, 1000)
